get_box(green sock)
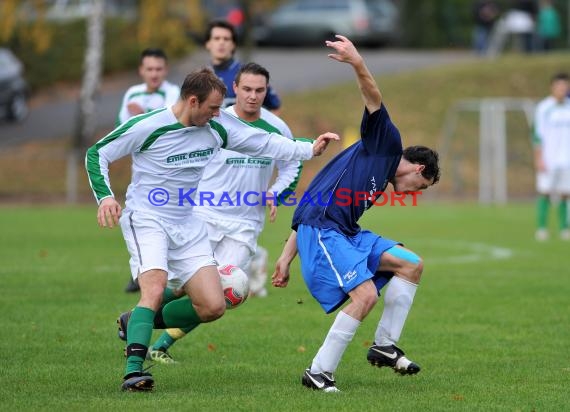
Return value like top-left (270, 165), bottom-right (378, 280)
top-left (125, 306), bottom-right (155, 376)
top-left (162, 287), bottom-right (179, 305)
top-left (151, 325), bottom-right (198, 351)
top-left (558, 200), bottom-right (568, 230)
top-left (161, 296), bottom-right (202, 328)
top-left (537, 195), bottom-right (550, 229)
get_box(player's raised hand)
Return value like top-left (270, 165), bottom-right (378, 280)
top-left (312, 132), bottom-right (339, 156)
top-left (327, 34), bottom-right (381, 113)
top-left (326, 35), bottom-right (364, 66)
top-left (97, 197), bottom-right (122, 228)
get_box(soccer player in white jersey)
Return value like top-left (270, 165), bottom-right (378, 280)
top-left (116, 48), bottom-right (180, 127)
top-left (533, 72), bottom-right (570, 241)
top-left (85, 68), bottom-right (338, 392)
top-left (199, 62), bottom-right (298, 295)
top-left (145, 62), bottom-right (302, 363)
top-left (205, 20), bottom-right (281, 293)
top-left (117, 48), bottom-right (181, 293)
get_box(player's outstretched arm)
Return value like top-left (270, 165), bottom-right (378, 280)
top-left (271, 230), bottom-right (298, 288)
top-left (326, 35), bottom-right (382, 114)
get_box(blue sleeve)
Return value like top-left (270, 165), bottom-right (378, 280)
top-left (360, 105), bottom-right (402, 155)
top-left (263, 86), bottom-right (281, 110)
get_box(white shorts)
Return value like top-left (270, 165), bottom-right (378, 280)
top-left (120, 209), bottom-right (217, 289)
top-left (536, 169), bottom-right (570, 195)
top-left (200, 217), bottom-right (256, 269)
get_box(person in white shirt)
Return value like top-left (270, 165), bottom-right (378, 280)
top-left (85, 67), bottom-right (338, 392)
top-left (533, 72), bottom-right (570, 241)
top-left (118, 48), bottom-right (181, 292)
top-left (146, 63), bottom-right (302, 363)
top-left (116, 48), bottom-right (180, 126)
top-left (203, 21), bottom-right (282, 292)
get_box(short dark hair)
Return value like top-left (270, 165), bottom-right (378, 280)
top-left (235, 62), bottom-right (270, 85)
top-left (140, 48), bottom-right (168, 64)
top-left (204, 20), bottom-right (237, 43)
top-left (403, 145), bottom-right (441, 184)
top-left (551, 72), bottom-right (569, 83)
top-left (180, 67), bottom-right (227, 103)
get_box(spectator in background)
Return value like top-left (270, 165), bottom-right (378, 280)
top-left (536, 0), bottom-right (562, 51)
top-left (472, 0), bottom-right (501, 54)
top-left (486, 0), bottom-right (539, 55)
top-left (533, 72), bottom-right (570, 241)
top-left (510, 0), bottom-right (539, 52)
top-left (204, 20), bottom-right (281, 112)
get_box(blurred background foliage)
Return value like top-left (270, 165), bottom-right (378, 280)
top-left (401, 0), bottom-right (568, 48)
top-left (0, 0), bottom-right (568, 90)
top-left (0, 0), bottom-right (203, 89)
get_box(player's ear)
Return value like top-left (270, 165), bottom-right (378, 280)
top-left (415, 164), bottom-right (425, 175)
top-left (187, 95), bottom-right (199, 107)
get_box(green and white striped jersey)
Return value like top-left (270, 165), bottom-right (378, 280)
top-left (116, 80), bottom-right (180, 126)
top-left (193, 106), bottom-right (303, 228)
top-left (86, 107), bottom-right (313, 222)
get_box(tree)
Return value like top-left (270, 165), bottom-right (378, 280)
top-left (68, 0), bottom-right (105, 203)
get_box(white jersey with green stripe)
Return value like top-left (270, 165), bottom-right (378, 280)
top-left (86, 107), bottom-right (313, 222)
top-left (116, 80), bottom-right (180, 126)
top-left (533, 96), bottom-right (570, 169)
top-left (193, 106), bottom-right (303, 228)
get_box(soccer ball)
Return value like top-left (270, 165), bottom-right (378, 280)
top-left (218, 264), bottom-right (249, 309)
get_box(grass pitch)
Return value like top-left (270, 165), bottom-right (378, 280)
top-left (0, 203), bottom-right (568, 411)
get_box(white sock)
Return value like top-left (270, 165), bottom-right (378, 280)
top-left (310, 311), bottom-right (360, 374)
top-left (375, 277), bottom-right (417, 347)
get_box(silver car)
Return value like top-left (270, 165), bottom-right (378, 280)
top-left (254, 0), bottom-right (400, 47)
top-left (0, 48), bottom-right (29, 123)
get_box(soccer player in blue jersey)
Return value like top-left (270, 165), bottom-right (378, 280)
top-left (205, 20), bottom-right (281, 111)
top-left (272, 35), bottom-right (440, 392)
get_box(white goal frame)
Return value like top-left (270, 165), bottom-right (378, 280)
top-left (441, 98), bottom-right (536, 204)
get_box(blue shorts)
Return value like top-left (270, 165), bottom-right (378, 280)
top-left (296, 224), bottom-right (399, 314)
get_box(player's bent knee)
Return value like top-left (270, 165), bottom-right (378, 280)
top-left (196, 301), bottom-right (226, 322)
top-left (350, 283), bottom-right (379, 314)
top-left (401, 258), bottom-right (423, 284)
top-left (416, 259), bottom-right (424, 276)
top-left (413, 260), bottom-right (424, 283)
top-left (385, 246), bottom-right (423, 283)
top-left (139, 286), bottom-right (167, 310)
top-left (361, 292), bottom-right (379, 313)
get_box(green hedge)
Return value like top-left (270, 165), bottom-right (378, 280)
top-left (400, 0), bottom-right (568, 49)
top-left (3, 18), bottom-right (194, 91)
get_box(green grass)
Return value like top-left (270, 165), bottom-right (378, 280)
top-left (1, 203), bottom-right (569, 411)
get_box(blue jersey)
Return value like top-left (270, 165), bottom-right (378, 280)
top-left (212, 58), bottom-right (281, 110)
top-left (292, 105), bottom-right (402, 236)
